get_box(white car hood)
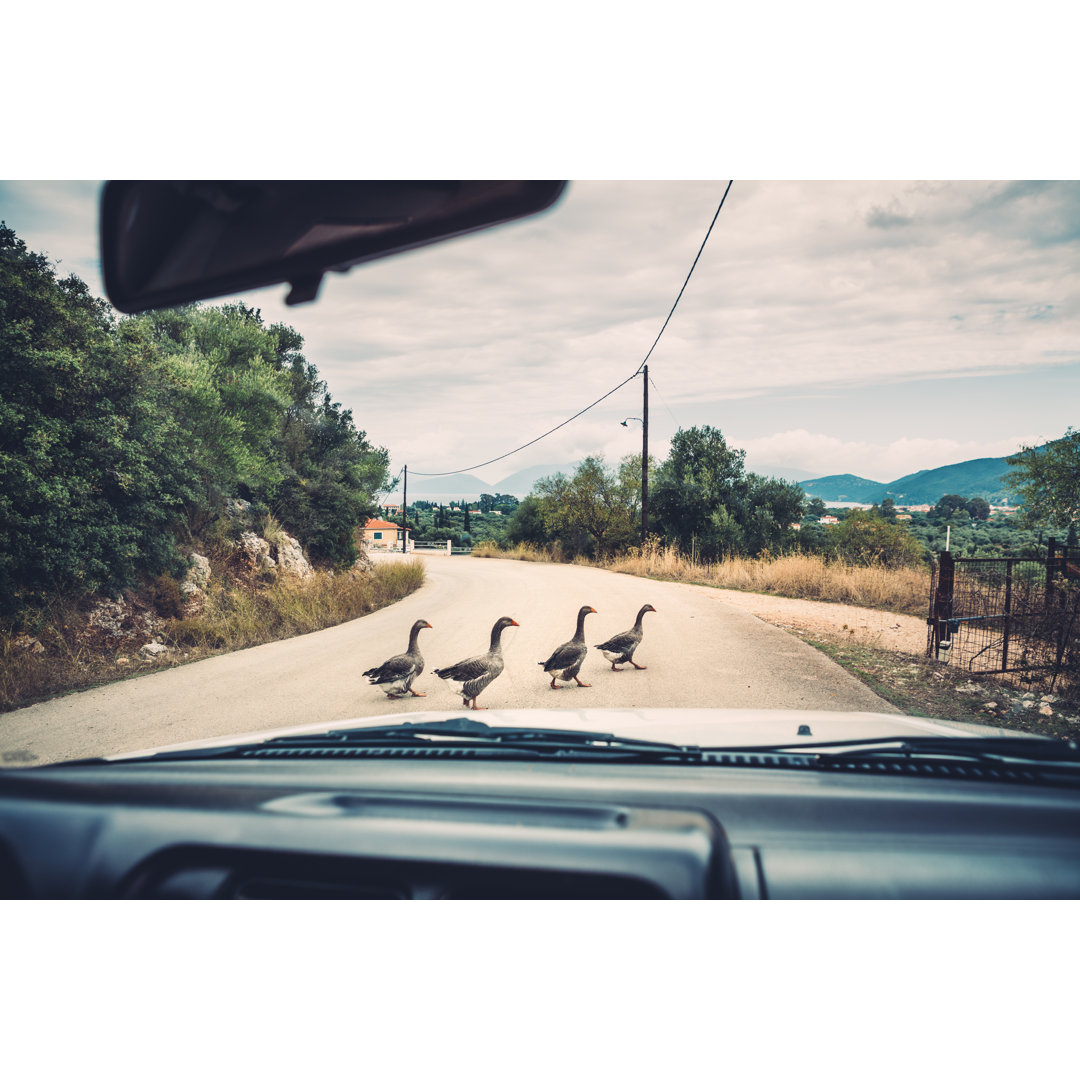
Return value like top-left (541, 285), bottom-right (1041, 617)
top-left (106, 707), bottom-right (1032, 760)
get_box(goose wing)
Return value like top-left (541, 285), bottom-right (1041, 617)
top-left (434, 654), bottom-right (491, 684)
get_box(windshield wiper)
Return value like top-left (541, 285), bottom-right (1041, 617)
top-left (710, 735), bottom-right (1080, 766)
top-left (138, 717), bottom-right (705, 763)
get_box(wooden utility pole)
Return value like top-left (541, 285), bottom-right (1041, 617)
top-left (402, 465), bottom-right (408, 553)
top-left (641, 364), bottom-right (649, 545)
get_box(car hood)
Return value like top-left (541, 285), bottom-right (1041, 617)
top-left (104, 708), bottom-right (1034, 760)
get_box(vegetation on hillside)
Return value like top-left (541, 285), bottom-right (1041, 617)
top-left (0, 223), bottom-right (391, 623)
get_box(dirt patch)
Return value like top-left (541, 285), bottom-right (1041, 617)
top-left (712, 589), bottom-right (928, 655)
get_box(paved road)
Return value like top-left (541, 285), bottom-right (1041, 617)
top-left (0, 553), bottom-right (896, 765)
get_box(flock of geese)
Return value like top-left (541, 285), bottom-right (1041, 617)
top-left (362, 604), bottom-right (656, 710)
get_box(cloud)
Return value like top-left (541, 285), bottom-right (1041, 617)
top-left (2, 180), bottom-right (1078, 488)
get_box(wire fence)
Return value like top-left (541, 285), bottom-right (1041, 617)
top-left (927, 541), bottom-right (1080, 697)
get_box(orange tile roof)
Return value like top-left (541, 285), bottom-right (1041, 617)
top-left (363, 519), bottom-right (411, 531)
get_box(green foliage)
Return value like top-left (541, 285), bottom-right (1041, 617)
top-left (1006, 429), bottom-right (1080, 529)
top-left (504, 496), bottom-right (552, 548)
top-left (532, 455), bottom-right (643, 557)
top-left (651, 426), bottom-right (804, 559)
top-left (0, 224), bottom-right (390, 619)
top-left (0, 223), bottom-right (191, 615)
top-left (825, 510), bottom-right (925, 568)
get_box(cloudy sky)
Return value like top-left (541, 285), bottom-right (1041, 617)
top-left (2, 180), bottom-right (1078, 488)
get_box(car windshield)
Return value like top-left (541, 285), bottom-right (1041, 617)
top-left (1, 180), bottom-right (1079, 767)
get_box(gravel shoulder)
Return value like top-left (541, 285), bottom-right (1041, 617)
top-left (700, 589), bottom-right (928, 655)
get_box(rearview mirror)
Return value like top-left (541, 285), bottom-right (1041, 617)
top-left (100, 180), bottom-right (567, 313)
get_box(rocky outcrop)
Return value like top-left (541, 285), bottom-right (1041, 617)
top-left (275, 533), bottom-right (313, 579)
top-left (179, 553), bottom-right (212, 616)
top-left (81, 597), bottom-right (170, 661)
top-left (236, 532), bottom-right (276, 573)
top-left (234, 530), bottom-right (313, 579)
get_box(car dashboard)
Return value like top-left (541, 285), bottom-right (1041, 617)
top-left (3, 752), bottom-right (1079, 899)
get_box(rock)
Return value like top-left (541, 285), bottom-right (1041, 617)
top-left (1039, 704), bottom-right (1053, 717)
top-left (236, 531), bottom-right (276, 572)
top-left (225, 498), bottom-right (253, 519)
top-left (1040, 694), bottom-right (1058, 704)
top-left (85, 597), bottom-right (164, 646)
top-left (274, 532), bottom-right (313, 579)
top-left (351, 548), bottom-right (374, 574)
top-left (139, 641), bottom-right (169, 660)
top-left (180, 554), bottom-right (211, 595)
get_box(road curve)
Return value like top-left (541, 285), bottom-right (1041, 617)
top-left (0, 552), bottom-right (896, 765)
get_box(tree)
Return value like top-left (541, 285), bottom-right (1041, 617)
top-left (0, 224), bottom-right (193, 615)
top-left (967, 497), bottom-right (991, 521)
top-left (826, 510), bottom-right (925, 568)
top-left (929, 493), bottom-right (971, 522)
top-left (1006, 429), bottom-right (1080, 529)
top-left (532, 455), bottom-right (640, 556)
top-left (651, 426), bottom-right (803, 559)
top-left (504, 496), bottom-right (550, 547)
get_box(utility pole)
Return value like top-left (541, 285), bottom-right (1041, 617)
top-left (641, 364), bottom-right (649, 545)
top-left (402, 465), bottom-right (408, 554)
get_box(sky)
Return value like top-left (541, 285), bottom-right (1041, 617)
top-left (3, 179), bottom-right (1077, 489)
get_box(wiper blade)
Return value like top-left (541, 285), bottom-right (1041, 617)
top-left (143, 718), bottom-right (703, 762)
top-left (719, 735), bottom-right (1080, 766)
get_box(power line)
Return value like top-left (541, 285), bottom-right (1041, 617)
top-left (410, 182), bottom-right (733, 478)
top-left (634, 179), bottom-right (733, 377)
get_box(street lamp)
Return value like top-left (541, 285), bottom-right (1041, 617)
top-left (619, 365), bottom-right (649, 544)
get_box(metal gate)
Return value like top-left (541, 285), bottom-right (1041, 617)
top-left (927, 541), bottom-right (1080, 692)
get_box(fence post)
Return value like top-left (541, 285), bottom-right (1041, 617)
top-left (1047, 538), bottom-right (1058, 610)
top-left (446, 539), bottom-right (451, 557)
top-left (932, 551), bottom-right (955, 661)
top-left (1002, 559), bottom-right (1013, 672)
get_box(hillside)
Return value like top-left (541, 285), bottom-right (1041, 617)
top-left (799, 455), bottom-right (1019, 505)
top-left (880, 457), bottom-right (1017, 504)
top-left (799, 474), bottom-right (888, 502)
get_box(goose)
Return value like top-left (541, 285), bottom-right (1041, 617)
top-left (362, 619), bottom-right (432, 697)
top-left (539, 605), bottom-right (596, 688)
top-left (594, 604), bottom-right (655, 670)
top-left (434, 616), bottom-right (519, 710)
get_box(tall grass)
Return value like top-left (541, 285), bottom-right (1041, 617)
top-left (605, 544), bottom-right (929, 616)
top-left (0, 560), bottom-right (425, 712)
top-left (473, 540), bottom-right (930, 617)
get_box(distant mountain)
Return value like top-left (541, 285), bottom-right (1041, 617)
top-left (751, 463), bottom-right (818, 483)
top-left (405, 462), bottom-right (580, 501)
top-left (799, 474), bottom-right (888, 502)
top-left (492, 462), bottom-right (580, 496)
top-left (799, 455), bottom-right (1019, 505)
top-left (404, 472), bottom-right (495, 497)
top-left (879, 457), bottom-right (1017, 505)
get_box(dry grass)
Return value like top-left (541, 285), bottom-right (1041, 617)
top-left (472, 541), bottom-right (577, 563)
top-left (475, 540), bottom-right (930, 617)
top-left (605, 544), bottom-right (930, 617)
top-left (0, 559), bottom-right (425, 712)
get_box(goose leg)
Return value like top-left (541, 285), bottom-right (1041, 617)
top-left (550, 675), bottom-right (561, 689)
top-left (574, 677), bottom-right (591, 687)
top-left (630, 661), bottom-right (647, 670)
top-left (408, 688), bottom-right (426, 697)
